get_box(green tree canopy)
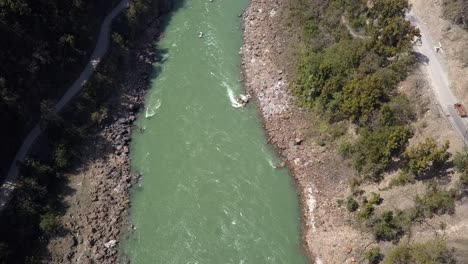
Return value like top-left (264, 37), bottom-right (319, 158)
top-left (405, 138), bottom-right (450, 177)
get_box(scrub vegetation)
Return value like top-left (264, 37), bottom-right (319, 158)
top-left (0, 0), bottom-right (167, 262)
top-left (290, 0), bottom-right (464, 262)
top-left (384, 238), bottom-right (457, 264)
top-left (441, 0), bottom-right (468, 29)
top-left (293, 0), bottom-right (420, 183)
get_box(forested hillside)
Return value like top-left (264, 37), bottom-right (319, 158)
top-left (0, 0), bottom-right (120, 178)
top-left (0, 0), bottom-right (173, 262)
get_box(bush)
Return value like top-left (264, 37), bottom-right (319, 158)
top-left (459, 172), bottom-right (468, 188)
top-left (365, 247), bottom-right (383, 264)
top-left (39, 212), bottom-right (59, 236)
top-left (454, 148), bottom-right (468, 173)
top-left (19, 160), bottom-right (54, 185)
top-left (389, 170), bottom-right (415, 187)
top-left (373, 211), bottom-right (402, 241)
top-left (415, 183), bottom-right (455, 218)
top-left (338, 141), bottom-right (354, 158)
top-left (411, 238), bottom-right (456, 264)
top-left (352, 126), bottom-right (412, 181)
top-left (405, 138), bottom-right (450, 177)
top-left (375, 96), bottom-right (414, 128)
top-left (384, 238), bottom-right (456, 264)
top-left (454, 148), bottom-right (468, 188)
top-left (368, 193), bottom-right (383, 205)
top-left (372, 210), bottom-right (415, 242)
top-left (329, 122), bottom-right (347, 139)
top-left (350, 177), bottom-right (363, 194)
top-left (346, 197), bottom-right (359, 212)
top-left (358, 193), bottom-right (382, 220)
top-left (358, 202), bottom-right (375, 220)
top-left (384, 244), bottom-right (412, 264)
top-left (54, 143), bottom-right (72, 169)
top-left (90, 107), bottom-right (108, 125)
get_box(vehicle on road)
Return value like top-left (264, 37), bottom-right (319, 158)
top-left (454, 103), bottom-right (467, 117)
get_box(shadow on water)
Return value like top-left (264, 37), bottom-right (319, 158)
top-left (147, 0), bottom-right (186, 80)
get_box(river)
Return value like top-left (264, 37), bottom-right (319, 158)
top-left (121, 0), bottom-right (307, 263)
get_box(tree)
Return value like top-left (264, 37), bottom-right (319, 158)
top-left (370, 0), bottom-right (410, 20)
top-left (352, 125), bottom-right (412, 180)
top-left (372, 16), bottom-right (421, 57)
top-left (341, 74), bottom-right (386, 124)
top-left (368, 0), bottom-right (421, 57)
top-left (405, 138), bottom-right (450, 177)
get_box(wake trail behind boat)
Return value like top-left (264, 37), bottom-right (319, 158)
top-left (145, 99), bottom-right (162, 118)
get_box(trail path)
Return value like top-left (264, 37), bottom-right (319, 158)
top-left (407, 11), bottom-right (468, 143)
top-left (0, 0), bottom-right (129, 212)
top-left (341, 15), bottom-right (369, 40)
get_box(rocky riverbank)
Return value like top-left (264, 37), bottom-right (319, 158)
top-left (242, 0), bottom-right (369, 263)
top-left (46, 17), bottom-right (166, 264)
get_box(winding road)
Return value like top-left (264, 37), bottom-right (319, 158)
top-left (407, 11), bottom-right (468, 144)
top-left (0, 0), bottom-right (130, 212)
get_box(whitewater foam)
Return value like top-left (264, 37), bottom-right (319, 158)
top-left (224, 82), bottom-right (243, 108)
top-left (267, 159), bottom-right (275, 168)
top-left (145, 99), bottom-right (162, 118)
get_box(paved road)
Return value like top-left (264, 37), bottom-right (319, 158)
top-left (407, 11), bottom-right (468, 144)
top-left (0, 0), bottom-right (130, 212)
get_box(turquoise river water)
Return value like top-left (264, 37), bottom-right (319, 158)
top-left (122, 0), bottom-right (307, 263)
